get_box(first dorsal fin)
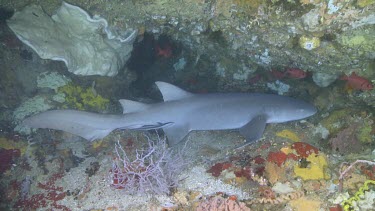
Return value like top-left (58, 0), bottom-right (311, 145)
top-left (155, 81), bottom-right (193, 102)
top-left (119, 99), bottom-right (150, 114)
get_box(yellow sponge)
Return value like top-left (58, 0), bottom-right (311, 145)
top-left (294, 153), bottom-right (330, 180)
top-left (276, 129), bottom-right (300, 142)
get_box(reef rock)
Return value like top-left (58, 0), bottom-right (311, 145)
top-left (7, 2), bottom-right (137, 76)
top-left (312, 72), bottom-right (339, 87)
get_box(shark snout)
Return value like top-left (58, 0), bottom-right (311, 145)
top-left (310, 106), bottom-right (318, 115)
top-left (298, 103), bottom-right (317, 118)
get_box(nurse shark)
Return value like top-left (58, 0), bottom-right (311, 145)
top-left (23, 81), bottom-right (317, 147)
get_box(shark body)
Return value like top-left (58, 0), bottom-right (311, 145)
top-left (23, 82), bottom-right (317, 147)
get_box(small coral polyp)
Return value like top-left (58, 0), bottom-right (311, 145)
top-left (299, 35), bottom-right (321, 50)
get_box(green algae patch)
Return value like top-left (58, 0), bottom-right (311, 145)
top-left (356, 120), bottom-right (374, 143)
top-left (0, 137), bottom-right (28, 156)
top-left (321, 109), bottom-right (352, 134)
top-left (357, 0), bottom-right (375, 7)
top-left (339, 28), bottom-right (375, 53)
top-left (58, 83), bottom-right (109, 111)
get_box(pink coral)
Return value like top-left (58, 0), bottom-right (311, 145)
top-left (196, 195), bottom-right (250, 211)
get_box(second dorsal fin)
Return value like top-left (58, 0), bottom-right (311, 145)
top-left (119, 99), bottom-right (150, 114)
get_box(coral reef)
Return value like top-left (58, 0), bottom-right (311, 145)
top-left (299, 35), bottom-right (321, 51)
top-left (291, 142), bottom-right (319, 158)
top-left (356, 119), bottom-right (373, 143)
top-left (293, 153), bottom-right (330, 180)
top-left (329, 124), bottom-right (363, 154)
top-left (7, 2), bottom-right (137, 76)
top-left (288, 196), bottom-right (322, 210)
top-left (1, 1), bottom-right (375, 210)
top-left (339, 160), bottom-right (375, 189)
top-left (0, 137), bottom-right (27, 156)
top-left (265, 162), bottom-right (287, 184)
top-left (20, 176), bottom-right (32, 200)
top-left (321, 108), bottom-right (352, 134)
top-left (312, 72), bottom-right (339, 88)
top-left (356, 0), bottom-right (375, 7)
top-left (341, 180), bottom-right (375, 211)
top-left (338, 28), bottom-right (375, 53)
top-left (181, 165), bottom-right (250, 200)
top-left (36, 72), bottom-right (71, 91)
top-left (276, 129), bottom-right (300, 142)
top-left (12, 95), bottom-right (52, 124)
top-left (266, 80), bottom-right (290, 95)
top-left (0, 148), bottom-right (20, 173)
top-left (206, 153), bottom-right (267, 186)
top-left (109, 134), bottom-right (188, 195)
top-left (85, 161), bottom-right (100, 177)
top-left (196, 194), bottom-right (250, 211)
top-left (246, 190), bottom-right (304, 205)
top-left (14, 160), bottom-right (68, 210)
top-left (2, 0), bottom-right (375, 106)
top-left (267, 151), bottom-right (289, 167)
top-left (207, 162), bottom-right (233, 177)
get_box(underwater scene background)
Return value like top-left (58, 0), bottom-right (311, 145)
top-left (0, 0), bottom-right (374, 210)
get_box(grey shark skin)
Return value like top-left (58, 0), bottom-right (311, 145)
top-left (23, 81), bottom-right (317, 147)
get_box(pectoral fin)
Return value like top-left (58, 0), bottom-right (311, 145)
top-left (237, 115), bottom-right (268, 148)
top-left (163, 123), bottom-right (190, 146)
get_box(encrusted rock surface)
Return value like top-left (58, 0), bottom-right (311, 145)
top-left (1, 0), bottom-right (374, 82)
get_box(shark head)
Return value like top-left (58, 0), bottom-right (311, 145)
top-left (265, 96), bottom-right (317, 123)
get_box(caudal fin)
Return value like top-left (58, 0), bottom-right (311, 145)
top-left (23, 110), bottom-right (115, 141)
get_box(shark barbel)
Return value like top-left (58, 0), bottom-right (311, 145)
top-left (23, 81), bottom-right (317, 147)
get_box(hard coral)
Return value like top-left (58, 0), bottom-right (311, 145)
top-left (265, 162), bottom-right (287, 184)
top-left (257, 186), bottom-right (276, 199)
top-left (291, 142), bottom-right (319, 158)
top-left (207, 162), bottom-right (233, 177)
top-left (267, 151), bottom-right (287, 167)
